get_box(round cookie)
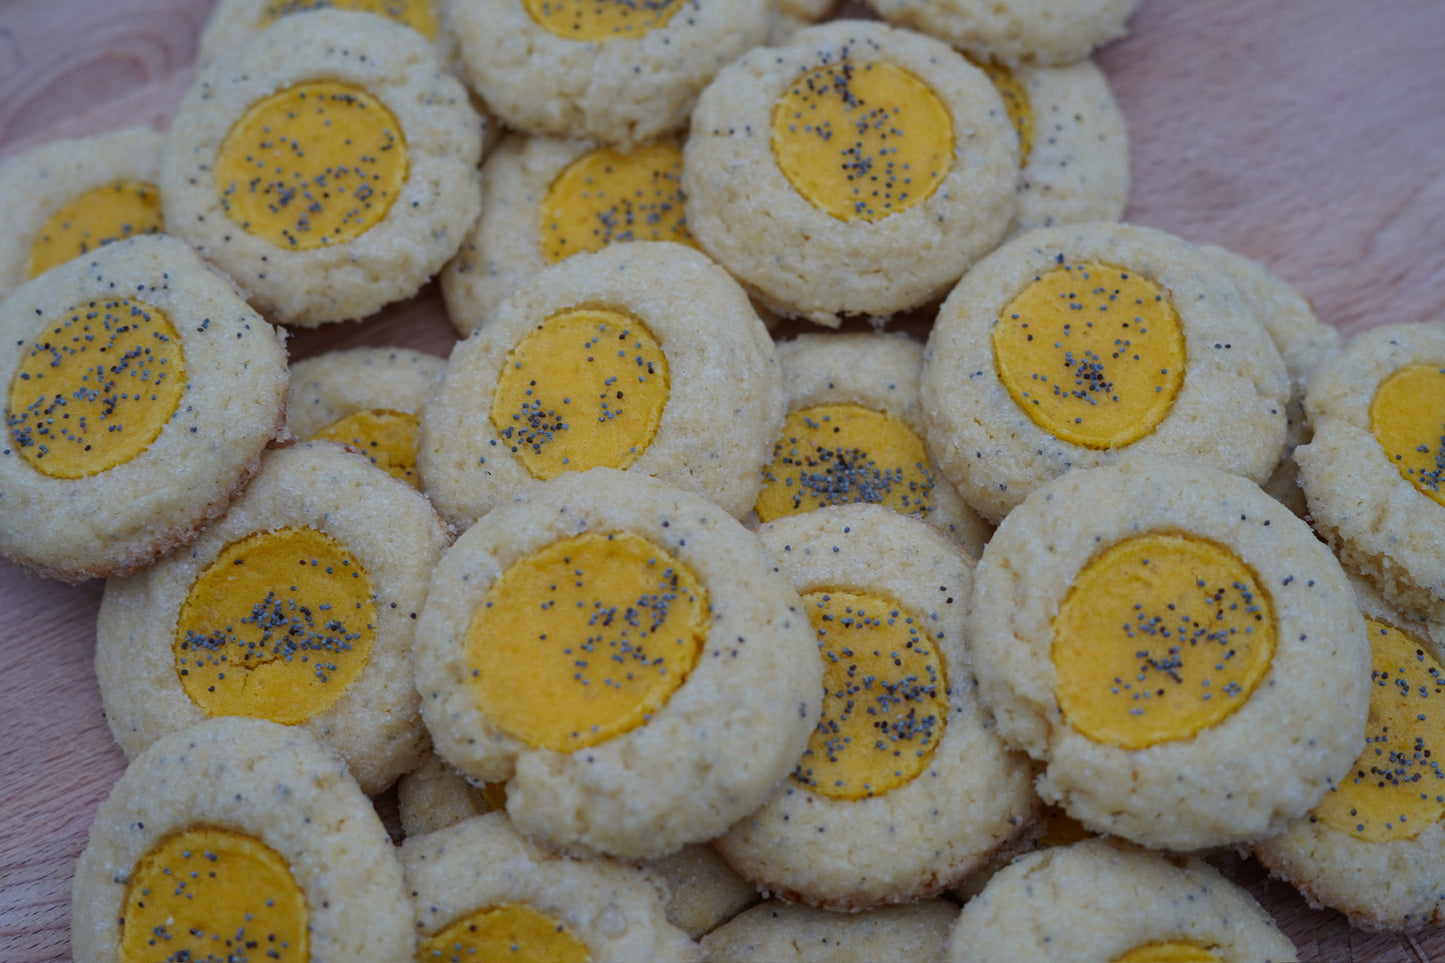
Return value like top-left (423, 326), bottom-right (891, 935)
top-left (71, 716), bottom-right (413, 963)
top-left (945, 837), bottom-right (1298, 963)
top-left (0, 235), bottom-right (287, 581)
top-left (761, 332), bottom-right (990, 557)
top-left (287, 345), bottom-right (445, 488)
top-left (420, 241), bottom-right (784, 529)
top-left (969, 457), bottom-right (1369, 851)
top-left (197, 0), bottom-right (456, 67)
top-left (1296, 321), bottom-right (1445, 623)
top-left (96, 441), bottom-right (450, 795)
top-left (921, 222), bottom-right (1291, 523)
top-left (864, 0), bottom-right (1144, 68)
top-left (402, 812), bottom-right (701, 962)
top-left (162, 9), bottom-right (483, 326)
top-left (683, 19), bottom-right (1018, 325)
top-left (769, 0), bottom-right (841, 44)
top-left (716, 505), bottom-right (1036, 909)
top-left (451, 0), bottom-right (771, 149)
top-left (398, 750), bottom-right (498, 839)
top-left (702, 899), bottom-right (960, 963)
top-left (441, 134), bottom-right (697, 336)
top-left (0, 126), bottom-right (164, 299)
top-left (413, 467), bottom-right (822, 859)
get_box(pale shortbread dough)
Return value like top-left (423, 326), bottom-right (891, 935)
top-left (197, 0), bottom-right (458, 67)
top-left (702, 899), bottom-right (960, 963)
top-left (864, 0), bottom-right (1144, 67)
top-left (286, 345), bottom-right (444, 439)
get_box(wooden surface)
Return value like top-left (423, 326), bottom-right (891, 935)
top-left (2, 1), bottom-right (1445, 960)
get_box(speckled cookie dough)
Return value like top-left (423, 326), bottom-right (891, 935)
top-left (402, 812), bottom-right (701, 962)
top-left (1296, 321), bottom-right (1445, 623)
top-left (946, 838), bottom-right (1298, 963)
top-left (413, 467), bottom-right (822, 859)
top-left (0, 126), bottom-right (165, 300)
top-left (398, 751), bottom-right (498, 839)
top-left (761, 332), bottom-right (989, 557)
top-left (162, 9), bottom-right (483, 327)
top-left (1255, 580), bottom-right (1445, 932)
top-left (0, 235), bottom-right (287, 581)
top-left (451, 0), bottom-right (769, 149)
top-left (864, 0), bottom-right (1144, 68)
top-left (96, 441), bottom-right (450, 795)
top-left (420, 241), bottom-right (784, 529)
top-left (441, 134), bottom-right (696, 336)
top-left (969, 457), bottom-right (1370, 851)
top-left (197, 0), bottom-right (456, 67)
top-left (287, 345), bottom-right (445, 488)
top-left (683, 19), bottom-right (1018, 325)
top-left (716, 505), bottom-right (1035, 909)
top-left (948, 804), bottom-right (1093, 902)
top-left (71, 717), bottom-right (413, 963)
top-left (921, 222), bottom-right (1291, 523)
top-left (702, 899), bottom-right (960, 963)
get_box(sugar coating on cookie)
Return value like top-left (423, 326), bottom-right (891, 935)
top-left (716, 505), bottom-right (1035, 910)
top-left (1296, 321), bottom-right (1445, 623)
top-left (162, 9), bottom-right (482, 326)
top-left (946, 838), bottom-right (1298, 963)
top-left (0, 127), bottom-right (164, 300)
top-left (414, 467), bottom-right (821, 858)
top-left (922, 222), bottom-right (1290, 523)
top-left (760, 333), bottom-right (990, 558)
top-left (96, 442), bottom-right (450, 795)
top-left (71, 717), bottom-right (412, 963)
top-left (864, 0), bottom-right (1143, 67)
top-left (0, 236), bottom-right (287, 581)
top-left (442, 134), bottom-right (697, 335)
top-left (702, 899), bottom-right (960, 963)
top-left (452, 0), bottom-right (770, 148)
top-left (683, 20), bottom-right (1017, 325)
top-left (422, 241), bottom-right (784, 528)
top-left (197, 0), bottom-right (451, 67)
top-left (969, 457), bottom-right (1368, 850)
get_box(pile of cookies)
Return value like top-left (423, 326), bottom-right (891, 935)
top-left (3, 0), bottom-right (1442, 960)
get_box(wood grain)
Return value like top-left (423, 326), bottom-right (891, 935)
top-left (2, 1), bottom-right (1444, 960)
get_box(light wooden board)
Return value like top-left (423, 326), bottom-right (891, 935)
top-left (2, 1), bottom-right (1444, 960)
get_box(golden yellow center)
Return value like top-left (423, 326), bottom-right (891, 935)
top-left (792, 590), bottom-right (948, 800)
top-left (490, 307), bottom-right (668, 480)
top-left (418, 903), bottom-right (590, 963)
top-left (522, 0), bottom-right (680, 40)
top-left (259, 0), bottom-right (439, 38)
top-left (175, 526), bottom-right (377, 725)
top-left (539, 141), bottom-right (693, 265)
top-left (1114, 942), bottom-right (1221, 963)
top-left (312, 408), bottom-right (421, 487)
top-left (772, 61), bottom-right (953, 222)
top-left (994, 262), bottom-right (1186, 449)
top-left (121, 827), bottom-right (307, 963)
top-left (27, 180), bottom-right (163, 279)
top-left (7, 298), bottom-right (184, 479)
top-left (215, 80), bottom-right (407, 250)
top-left (465, 531), bottom-right (708, 752)
top-left (971, 58), bottom-right (1033, 166)
top-left (1313, 618), bottom-right (1445, 842)
top-left (1052, 533), bottom-right (1276, 750)
top-left (754, 404), bottom-right (935, 523)
top-left (1370, 363), bottom-right (1445, 508)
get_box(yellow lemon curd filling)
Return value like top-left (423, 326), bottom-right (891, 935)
top-left (259, 0), bottom-right (439, 38)
top-left (1114, 942), bottom-right (1221, 963)
top-left (539, 141), bottom-right (693, 265)
top-left (1370, 363), bottom-right (1445, 508)
top-left (1052, 533), bottom-right (1276, 750)
top-left (1312, 618), bottom-right (1445, 842)
top-left (312, 408), bottom-right (421, 487)
top-left (754, 403), bottom-right (935, 523)
top-left (970, 58), bottom-right (1033, 167)
top-left (792, 590), bottom-right (948, 800)
top-left (522, 0), bottom-right (680, 40)
top-left (121, 826), bottom-right (307, 963)
top-left (491, 307), bottom-right (668, 480)
top-left (771, 60), bottom-right (953, 223)
top-left (174, 527), bottom-right (377, 724)
top-left (994, 262), bottom-right (1186, 450)
top-left (465, 531), bottom-right (708, 752)
top-left (27, 180), bottom-right (163, 279)
top-left (418, 903), bottom-right (590, 963)
top-left (215, 81), bottom-right (407, 251)
top-left (7, 298), bottom-right (184, 479)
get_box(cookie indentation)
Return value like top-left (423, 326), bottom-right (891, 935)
top-left (540, 141), bottom-right (693, 264)
top-left (972, 58), bottom-right (1033, 167)
top-left (259, 0), bottom-right (438, 38)
top-left (419, 903), bottom-right (590, 962)
top-left (27, 180), bottom-right (163, 279)
top-left (312, 407), bottom-right (421, 487)
top-left (1114, 941), bottom-right (1221, 963)
top-left (1369, 362), bottom-right (1445, 508)
top-left (522, 0), bottom-right (681, 40)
